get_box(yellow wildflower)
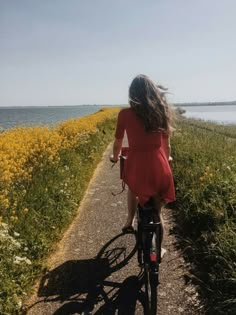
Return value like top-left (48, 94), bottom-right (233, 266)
top-left (0, 107), bottom-right (119, 196)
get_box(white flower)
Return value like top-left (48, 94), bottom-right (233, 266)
top-left (0, 228), bottom-right (21, 249)
top-left (17, 299), bottom-right (22, 308)
top-left (14, 232), bottom-right (20, 237)
top-left (24, 258), bottom-right (32, 265)
top-left (11, 238), bottom-right (21, 249)
top-left (14, 256), bottom-right (24, 264)
top-left (1, 222), bottom-right (8, 230)
top-left (12, 294), bottom-right (22, 309)
top-left (13, 256), bottom-right (31, 265)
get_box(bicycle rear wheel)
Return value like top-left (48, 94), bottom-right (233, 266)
top-left (150, 270), bottom-right (158, 314)
top-left (144, 266), bottom-right (158, 315)
top-left (144, 230), bottom-right (160, 315)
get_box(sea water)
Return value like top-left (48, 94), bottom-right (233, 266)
top-left (1, 104), bottom-right (236, 130)
top-left (0, 105), bottom-right (104, 130)
top-left (180, 105), bottom-right (236, 125)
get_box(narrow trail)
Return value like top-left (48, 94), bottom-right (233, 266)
top-left (25, 144), bottom-right (203, 315)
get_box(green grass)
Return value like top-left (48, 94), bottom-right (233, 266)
top-left (0, 117), bottom-right (116, 315)
top-left (171, 119), bottom-right (236, 314)
top-left (183, 117), bottom-right (236, 139)
top-left (1, 110), bottom-right (235, 314)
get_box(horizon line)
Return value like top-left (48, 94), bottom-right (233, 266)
top-left (0, 100), bottom-right (236, 108)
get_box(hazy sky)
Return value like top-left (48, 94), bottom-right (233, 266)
top-left (1, 0), bottom-right (236, 106)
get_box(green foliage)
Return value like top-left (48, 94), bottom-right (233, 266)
top-left (172, 119), bottom-right (236, 314)
top-left (0, 116), bottom-right (116, 314)
top-left (184, 118), bottom-right (236, 139)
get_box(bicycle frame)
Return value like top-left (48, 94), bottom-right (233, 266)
top-left (114, 154), bottom-right (162, 313)
top-left (136, 198), bottom-right (162, 314)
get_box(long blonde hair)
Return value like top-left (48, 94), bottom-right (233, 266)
top-left (129, 74), bottom-right (174, 134)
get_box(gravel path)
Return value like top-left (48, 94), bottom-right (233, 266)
top-left (25, 143), bottom-right (204, 315)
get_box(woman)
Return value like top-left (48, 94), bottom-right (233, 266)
top-left (110, 74), bottom-right (176, 238)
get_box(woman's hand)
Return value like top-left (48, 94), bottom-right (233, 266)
top-left (109, 155), bottom-right (118, 163)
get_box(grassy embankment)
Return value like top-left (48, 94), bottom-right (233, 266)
top-left (0, 107), bottom-right (119, 315)
top-left (1, 108), bottom-right (235, 314)
top-left (172, 118), bottom-right (236, 315)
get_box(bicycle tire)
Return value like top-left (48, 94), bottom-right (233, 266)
top-left (137, 198), bottom-right (162, 314)
top-left (149, 271), bottom-right (158, 315)
top-left (144, 264), bottom-right (151, 314)
top-left (144, 266), bottom-right (158, 315)
top-left (144, 230), bottom-right (160, 315)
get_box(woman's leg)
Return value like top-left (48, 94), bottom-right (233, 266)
top-left (153, 195), bottom-right (165, 245)
top-left (123, 188), bottom-right (137, 228)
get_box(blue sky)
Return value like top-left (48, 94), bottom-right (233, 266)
top-left (1, 0), bottom-right (236, 106)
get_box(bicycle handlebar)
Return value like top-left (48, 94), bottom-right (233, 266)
top-left (110, 154), bottom-right (127, 164)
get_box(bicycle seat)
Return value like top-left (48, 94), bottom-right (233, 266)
top-left (138, 197), bottom-right (155, 212)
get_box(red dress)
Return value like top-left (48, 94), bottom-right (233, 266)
top-left (115, 108), bottom-right (176, 206)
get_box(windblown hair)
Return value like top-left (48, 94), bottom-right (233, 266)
top-left (129, 74), bottom-right (174, 134)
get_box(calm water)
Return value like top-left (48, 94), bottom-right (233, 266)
top-left (0, 104), bottom-right (236, 130)
top-left (181, 105), bottom-right (236, 124)
top-left (0, 105), bottom-right (104, 130)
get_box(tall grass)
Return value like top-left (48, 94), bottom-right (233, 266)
top-left (0, 108), bottom-right (119, 314)
top-left (183, 117), bottom-right (236, 138)
top-left (172, 119), bottom-right (236, 314)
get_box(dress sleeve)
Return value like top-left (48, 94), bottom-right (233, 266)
top-left (115, 110), bottom-right (126, 139)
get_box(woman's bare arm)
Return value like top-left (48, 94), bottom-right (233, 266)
top-left (110, 138), bottom-right (123, 162)
top-left (162, 134), bottom-right (172, 161)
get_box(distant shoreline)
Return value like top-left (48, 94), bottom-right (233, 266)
top-left (0, 104), bottom-right (110, 109)
top-left (175, 101), bottom-right (236, 107)
top-left (1, 101), bottom-right (236, 108)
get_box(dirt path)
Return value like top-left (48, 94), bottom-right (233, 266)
top-left (25, 143), bottom-right (204, 315)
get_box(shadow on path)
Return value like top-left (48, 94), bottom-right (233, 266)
top-left (28, 232), bottom-right (147, 314)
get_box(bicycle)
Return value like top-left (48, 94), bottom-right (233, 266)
top-left (111, 153), bottom-right (162, 314)
top-left (137, 197), bottom-right (162, 315)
